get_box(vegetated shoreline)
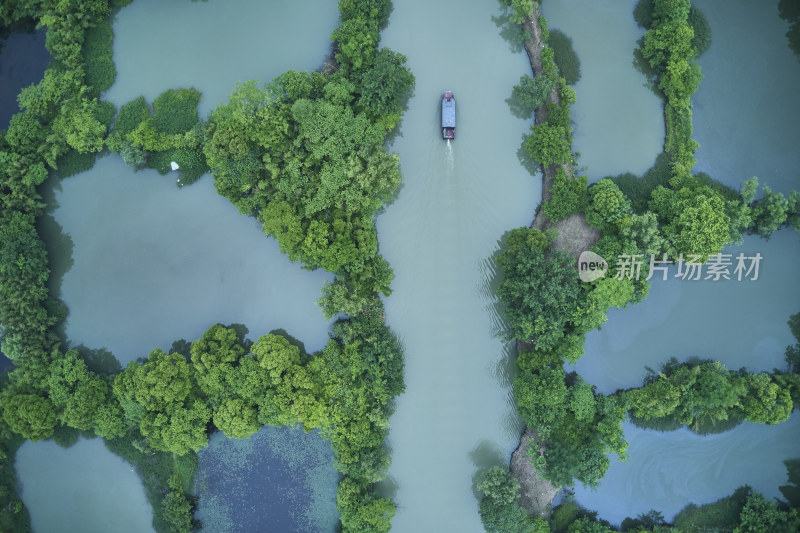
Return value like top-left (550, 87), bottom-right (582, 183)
top-left (509, 3), bottom-right (599, 518)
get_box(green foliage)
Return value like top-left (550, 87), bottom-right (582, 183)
top-left (151, 89), bottom-right (201, 135)
top-left (497, 227), bottom-right (581, 348)
top-left (55, 149), bottom-right (97, 178)
top-left (357, 48), bottom-right (415, 125)
top-left (625, 359), bottom-right (793, 432)
top-left (674, 485), bottom-right (752, 532)
top-left (543, 169), bottom-right (588, 222)
top-left (1, 393), bottom-right (57, 441)
top-left (511, 74), bottom-right (555, 117)
top-left (525, 123), bottom-right (573, 167)
top-left (750, 185), bottom-right (789, 238)
top-left (736, 490), bottom-right (800, 532)
top-left (161, 474), bottom-right (192, 533)
top-left (549, 30), bottom-right (581, 85)
top-left (585, 178), bottom-right (631, 229)
top-left (640, 0), bottom-right (703, 182)
top-left (499, 0), bottom-right (536, 24)
top-left (650, 185), bottom-right (730, 259)
top-left (82, 18), bottom-right (115, 95)
top-left (477, 466), bottom-right (546, 533)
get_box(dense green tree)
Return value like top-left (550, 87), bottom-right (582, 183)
top-left (650, 185), bottom-right (730, 259)
top-left (190, 324), bottom-right (244, 405)
top-left (735, 491), bottom-right (799, 533)
top-left (515, 365), bottom-right (568, 438)
top-left (543, 169), bottom-right (588, 222)
top-left (161, 474), bottom-right (192, 533)
top-left (357, 48), bottom-right (415, 125)
top-left (477, 466), bottom-right (545, 533)
top-left (213, 397), bottom-right (259, 439)
top-left (525, 123), bottom-right (572, 167)
top-left (750, 185), bottom-right (789, 238)
top-left (2, 394), bottom-right (57, 441)
top-left (511, 75), bottom-right (555, 117)
top-left (585, 179), bottom-right (630, 229)
top-left (497, 227), bottom-right (581, 348)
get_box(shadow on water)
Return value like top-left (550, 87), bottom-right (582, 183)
top-left (779, 0), bottom-right (800, 62)
top-left (631, 37), bottom-right (662, 97)
top-left (781, 458), bottom-right (800, 506)
top-left (36, 176), bottom-right (74, 341)
top-left (491, 10), bottom-right (526, 54)
top-left (469, 440), bottom-right (507, 501)
top-left (516, 135), bottom-right (540, 177)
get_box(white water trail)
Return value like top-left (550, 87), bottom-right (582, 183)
top-left (446, 139), bottom-right (454, 169)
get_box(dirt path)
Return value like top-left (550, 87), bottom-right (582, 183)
top-left (508, 6), bottom-right (600, 518)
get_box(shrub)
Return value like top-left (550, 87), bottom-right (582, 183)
top-left (82, 19), bottom-right (115, 95)
top-left (151, 89), bottom-right (201, 134)
top-left (510, 74), bottom-right (555, 116)
top-left (525, 122), bottom-right (572, 167)
top-left (543, 168), bottom-right (588, 221)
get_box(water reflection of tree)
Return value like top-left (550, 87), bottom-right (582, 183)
top-left (779, 0), bottom-right (800, 62)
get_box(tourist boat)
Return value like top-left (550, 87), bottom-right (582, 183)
top-left (441, 91), bottom-right (455, 140)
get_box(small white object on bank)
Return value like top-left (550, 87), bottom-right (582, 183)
top-left (170, 161), bottom-right (180, 171)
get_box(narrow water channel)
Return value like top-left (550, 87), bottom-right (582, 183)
top-left (376, 1), bottom-right (539, 530)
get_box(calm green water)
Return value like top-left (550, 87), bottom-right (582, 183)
top-left (693, 0), bottom-right (800, 194)
top-left (376, 1), bottom-right (539, 530)
top-left (40, 156), bottom-right (332, 364)
top-left (571, 417), bottom-right (800, 525)
top-left (543, 0), bottom-right (664, 181)
top-left (571, 231), bottom-right (800, 395)
top-left (105, 0), bottom-right (339, 116)
top-left (15, 438), bottom-right (155, 533)
top-left (565, 0), bottom-right (800, 523)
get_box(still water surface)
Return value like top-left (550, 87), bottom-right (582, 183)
top-left (543, 0), bottom-right (664, 181)
top-left (16, 438), bottom-right (155, 533)
top-left (40, 157), bottom-right (332, 365)
top-left (377, 1), bottom-right (539, 530)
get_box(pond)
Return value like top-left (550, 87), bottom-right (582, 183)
top-left (542, 0), bottom-right (665, 181)
top-left (39, 156), bottom-right (333, 365)
top-left (194, 426), bottom-right (339, 532)
top-left (15, 438), bottom-right (155, 533)
top-left (0, 28), bottom-right (50, 128)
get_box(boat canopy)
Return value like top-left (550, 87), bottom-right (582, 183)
top-left (442, 91), bottom-right (455, 128)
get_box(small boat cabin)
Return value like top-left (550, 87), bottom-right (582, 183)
top-left (442, 91), bottom-right (455, 140)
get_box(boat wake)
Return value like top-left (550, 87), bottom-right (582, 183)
top-left (446, 139), bottom-right (455, 169)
